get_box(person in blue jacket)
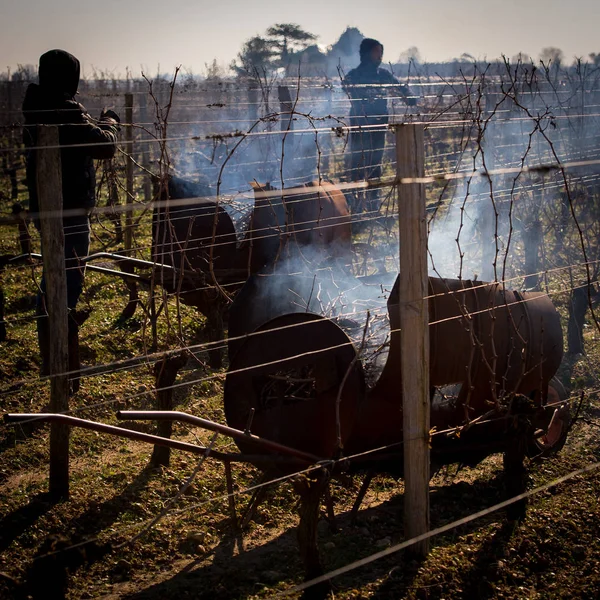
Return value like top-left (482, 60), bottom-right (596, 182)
top-left (343, 38), bottom-right (415, 211)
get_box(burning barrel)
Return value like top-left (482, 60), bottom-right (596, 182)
top-left (151, 177), bottom-right (352, 311)
top-left (151, 177), bottom-right (248, 312)
top-left (150, 176), bottom-right (352, 367)
top-left (224, 272), bottom-right (564, 469)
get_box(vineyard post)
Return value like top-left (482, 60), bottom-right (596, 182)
top-left (6, 75), bottom-right (18, 199)
top-left (395, 123), bottom-right (430, 557)
top-left (248, 82), bottom-right (259, 123)
top-left (1, 72), bottom-right (7, 172)
top-left (125, 92), bottom-right (134, 252)
top-left (37, 125), bottom-right (70, 500)
top-left (278, 85), bottom-right (293, 132)
top-left (481, 91), bottom-right (497, 281)
top-left (138, 86), bottom-right (152, 202)
top-left (322, 85), bottom-right (334, 175)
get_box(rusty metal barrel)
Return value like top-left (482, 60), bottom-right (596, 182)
top-left (345, 276), bottom-right (564, 459)
top-left (151, 176), bottom-right (244, 310)
top-left (150, 177), bottom-right (352, 316)
top-left (224, 273), bottom-right (563, 465)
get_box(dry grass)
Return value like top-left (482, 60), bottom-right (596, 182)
top-left (0, 170), bottom-right (599, 600)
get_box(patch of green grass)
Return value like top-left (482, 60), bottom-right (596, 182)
top-left (1, 161), bottom-right (600, 599)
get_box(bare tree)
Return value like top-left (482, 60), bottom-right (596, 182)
top-left (540, 47), bottom-right (564, 66)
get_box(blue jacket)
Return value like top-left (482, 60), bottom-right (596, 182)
top-left (343, 64), bottom-right (411, 127)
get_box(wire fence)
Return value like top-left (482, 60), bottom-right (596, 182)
top-left (1, 59), bottom-right (600, 596)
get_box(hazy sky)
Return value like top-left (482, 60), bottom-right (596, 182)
top-left (2, 0), bottom-right (599, 76)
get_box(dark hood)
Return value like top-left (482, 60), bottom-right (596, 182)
top-left (359, 38), bottom-right (383, 67)
top-left (22, 81), bottom-right (82, 126)
top-left (39, 49), bottom-right (80, 97)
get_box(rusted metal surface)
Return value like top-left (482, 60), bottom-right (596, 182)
top-left (223, 272), bottom-right (564, 469)
top-left (248, 181), bottom-right (352, 274)
top-left (151, 176), bottom-right (352, 310)
top-left (151, 177), bottom-right (241, 315)
top-left (225, 312), bottom-right (363, 459)
top-left (4, 413), bottom-right (224, 458)
top-left (148, 176), bottom-right (352, 368)
top-left (4, 413), bottom-right (309, 468)
top-left (117, 409), bottom-right (322, 463)
top-left (346, 276), bottom-right (564, 460)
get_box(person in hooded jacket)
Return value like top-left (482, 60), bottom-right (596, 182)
top-left (343, 39), bottom-right (416, 212)
top-left (22, 49), bottom-right (119, 390)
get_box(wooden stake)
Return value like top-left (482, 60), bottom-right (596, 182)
top-left (481, 91), bottom-right (497, 282)
top-left (125, 93), bottom-right (134, 253)
top-left (138, 89), bottom-right (152, 203)
top-left (221, 460), bottom-right (240, 539)
top-left (248, 83), bottom-right (259, 123)
top-left (37, 125), bottom-right (70, 500)
top-left (0, 278), bottom-right (6, 342)
top-left (322, 85), bottom-right (334, 175)
top-left (350, 471), bottom-right (374, 525)
top-left (395, 123), bottom-right (430, 557)
top-left (150, 352), bottom-right (188, 468)
top-left (278, 85), bottom-right (293, 132)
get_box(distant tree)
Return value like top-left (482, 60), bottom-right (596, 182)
top-left (180, 68), bottom-right (198, 88)
top-left (266, 23), bottom-right (317, 65)
top-left (290, 44), bottom-right (328, 75)
top-left (539, 47), bottom-right (564, 66)
top-left (589, 53), bottom-right (600, 67)
top-left (511, 52), bottom-right (532, 64)
top-left (11, 64), bottom-right (37, 82)
top-left (232, 25), bottom-right (318, 75)
top-left (328, 26), bottom-right (365, 63)
top-left (459, 53), bottom-right (476, 63)
top-left (232, 36), bottom-right (277, 75)
top-left (398, 46), bottom-right (422, 64)
top-left (204, 59), bottom-right (225, 81)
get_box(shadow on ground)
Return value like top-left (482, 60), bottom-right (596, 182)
top-left (120, 469), bottom-right (514, 599)
top-left (0, 492), bottom-right (54, 554)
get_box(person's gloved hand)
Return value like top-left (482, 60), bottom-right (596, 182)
top-left (100, 108), bottom-right (120, 123)
top-left (100, 108), bottom-right (121, 131)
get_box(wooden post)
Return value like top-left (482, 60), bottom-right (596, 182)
top-left (13, 203), bottom-right (32, 255)
top-left (523, 218), bottom-right (542, 290)
top-left (567, 284), bottom-right (588, 355)
top-left (120, 93), bottom-right (140, 319)
top-left (278, 85), bottom-right (294, 181)
top-left (6, 77), bottom-right (19, 200)
top-left (124, 93), bottom-right (134, 253)
top-left (104, 158), bottom-right (123, 244)
top-left (278, 85), bottom-right (293, 132)
top-left (0, 258), bottom-right (7, 341)
top-left (37, 126), bottom-right (70, 500)
top-left (248, 83), bottom-right (259, 123)
top-left (322, 85), bottom-right (334, 176)
top-left (2, 73), bottom-right (9, 173)
top-left (481, 92), bottom-right (497, 282)
top-left (395, 123), bottom-right (430, 557)
top-left (150, 352), bottom-right (188, 467)
top-left (138, 90), bottom-right (152, 203)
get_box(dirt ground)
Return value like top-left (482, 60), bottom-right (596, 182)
top-left (1, 192), bottom-right (599, 599)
